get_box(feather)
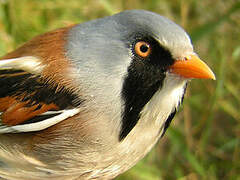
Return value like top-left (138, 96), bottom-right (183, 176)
top-left (0, 56), bottom-right (44, 74)
top-left (0, 108), bottom-right (80, 133)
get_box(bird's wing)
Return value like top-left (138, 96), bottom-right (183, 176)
top-left (0, 56), bottom-right (81, 133)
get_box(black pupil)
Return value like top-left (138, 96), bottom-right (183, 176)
top-left (140, 44), bottom-right (149, 53)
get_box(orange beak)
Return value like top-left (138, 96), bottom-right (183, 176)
top-left (169, 54), bottom-right (216, 80)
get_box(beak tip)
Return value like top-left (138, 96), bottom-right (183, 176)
top-left (212, 75), bottom-right (216, 80)
top-left (208, 69), bottom-right (216, 80)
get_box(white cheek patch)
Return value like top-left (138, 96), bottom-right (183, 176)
top-left (140, 73), bottom-right (187, 128)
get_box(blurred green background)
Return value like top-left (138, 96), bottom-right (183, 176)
top-left (0, 0), bottom-right (239, 179)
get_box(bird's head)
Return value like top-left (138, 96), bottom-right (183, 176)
top-left (66, 10), bottom-right (215, 140)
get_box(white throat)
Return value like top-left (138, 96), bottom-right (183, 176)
top-left (140, 73), bottom-right (187, 131)
top-left (122, 73), bottom-right (187, 150)
top-left (116, 73), bottom-right (187, 173)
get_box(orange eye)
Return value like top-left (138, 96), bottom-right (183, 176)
top-left (134, 41), bottom-right (151, 58)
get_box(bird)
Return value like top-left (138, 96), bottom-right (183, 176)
top-left (0, 9), bottom-right (215, 180)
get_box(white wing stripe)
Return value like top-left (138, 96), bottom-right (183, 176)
top-left (0, 109), bottom-right (80, 133)
top-left (0, 56), bottom-right (44, 74)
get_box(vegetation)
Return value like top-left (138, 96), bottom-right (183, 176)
top-left (0, 0), bottom-right (239, 179)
